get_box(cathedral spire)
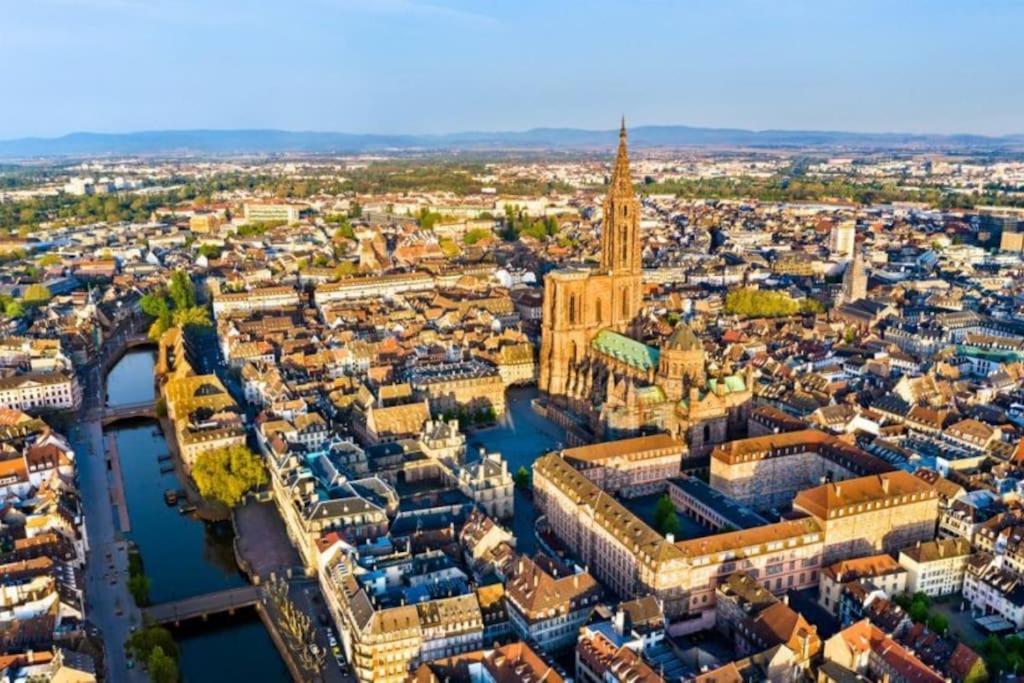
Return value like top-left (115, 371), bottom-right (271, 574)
top-left (601, 118), bottom-right (641, 274)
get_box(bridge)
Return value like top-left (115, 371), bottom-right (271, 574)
top-left (142, 585), bottom-right (260, 625)
top-left (102, 333), bottom-right (155, 374)
top-left (101, 400), bottom-right (158, 426)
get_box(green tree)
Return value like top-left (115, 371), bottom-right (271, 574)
top-left (21, 283), bottom-right (50, 306)
top-left (926, 613), bottom-right (948, 634)
top-left (660, 509), bottom-right (681, 537)
top-left (126, 624), bottom-right (178, 663)
top-left (37, 253), bottom-right (61, 267)
top-left (128, 573), bottom-right (151, 606)
top-left (192, 445), bottom-right (267, 508)
top-left (147, 645), bottom-right (179, 683)
top-left (653, 494), bottom-right (675, 530)
top-left (514, 466), bottom-right (530, 490)
top-left (4, 300), bottom-right (24, 318)
top-left (464, 228), bottom-right (492, 245)
top-left (168, 270), bottom-right (196, 310)
top-left (197, 244), bottom-right (221, 259)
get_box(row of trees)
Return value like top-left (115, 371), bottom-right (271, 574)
top-left (724, 288), bottom-right (823, 318)
top-left (637, 174), bottom-right (1024, 210)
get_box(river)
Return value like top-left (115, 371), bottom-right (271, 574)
top-left (105, 349), bottom-right (290, 682)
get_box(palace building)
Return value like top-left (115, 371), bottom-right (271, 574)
top-left (538, 120), bottom-right (750, 455)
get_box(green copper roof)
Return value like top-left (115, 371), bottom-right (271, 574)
top-left (956, 345), bottom-right (1024, 363)
top-left (708, 374), bottom-right (747, 394)
top-left (591, 330), bottom-right (660, 371)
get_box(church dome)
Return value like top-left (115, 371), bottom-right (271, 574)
top-left (664, 322), bottom-right (701, 352)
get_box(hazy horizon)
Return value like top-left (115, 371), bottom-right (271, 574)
top-left (4, 1), bottom-right (1024, 140)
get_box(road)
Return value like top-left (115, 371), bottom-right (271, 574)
top-left (72, 348), bottom-right (147, 683)
top-left (287, 579), bottom-right (356, 683)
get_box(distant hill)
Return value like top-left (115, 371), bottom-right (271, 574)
top-left (2, 126), bottom-right (1023, 158)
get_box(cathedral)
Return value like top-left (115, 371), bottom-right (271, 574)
top-left (539, 120), bottom-right (751, 460)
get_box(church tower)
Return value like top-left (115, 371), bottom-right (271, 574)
top-left (539, 119), bottom-right (645, 397)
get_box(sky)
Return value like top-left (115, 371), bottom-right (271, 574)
top-left (2, 0), bottom-right (1023, 139)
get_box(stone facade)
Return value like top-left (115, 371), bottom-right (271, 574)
top-left (538, 121), bottom-right (751, 453)
top-left (793, 472), bottom-right (939, 564)
top-left (709, 429), bottom-right (893, 512)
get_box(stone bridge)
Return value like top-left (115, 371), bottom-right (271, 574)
top-left (142, 585), bottom-right (260, 626)
top-left (101, 400), bottom-right (158, 426)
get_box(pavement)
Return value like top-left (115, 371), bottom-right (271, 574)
top-left (72, 374), bottom-right (147, 683)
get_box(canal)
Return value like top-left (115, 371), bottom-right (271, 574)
top-left (105, 349), bottom-right (290, 682)
top-left (466, 386), bottom-right (566, 554)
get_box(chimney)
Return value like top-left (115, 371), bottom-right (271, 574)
top-left (666, 533), bottom-right (675, 544)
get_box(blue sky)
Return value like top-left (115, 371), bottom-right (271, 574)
top-left (2, 0), bottom-right (1022, 138)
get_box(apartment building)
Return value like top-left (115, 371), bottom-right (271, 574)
top-left (211, 285), bottom-right (302, 319)
top-left (559, 433), bottom-right (685, 498)
top-left (242, 201), bottom-right (307, 224)
top-left (898, 538), bottom-right (971, 597)
top-left (709, 429), bottom-right (892, 512)
top-left (818, 554), bottom-right (907, 616)
top-left (793, 471), bottom-right (939, 564)
top-left (505, 556), bottom-right (601, 652)
top-left (0, 372), bottom-right (81, 413)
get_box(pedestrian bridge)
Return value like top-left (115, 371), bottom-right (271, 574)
top-left (101, 400), bottom-right (158, 426)
top-left (142, 585), bottom-right (260, 625)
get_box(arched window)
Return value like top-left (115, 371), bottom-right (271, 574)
top-left (703, 423), bottom-right (711, 444)
top-left (569, 295), bottom-right (576, 324)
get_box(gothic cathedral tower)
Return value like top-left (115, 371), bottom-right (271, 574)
top-left (539, 119), bottom-right (644, 397)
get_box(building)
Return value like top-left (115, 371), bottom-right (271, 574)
top-left (189, 212), bottom-right (223, 234)
top-left (0, 372), bottom-right (81, 413)
top-left (559, 433), bottom-right (685, 498)
top-left (539, 120), bottom-right (644, 399)
top-left (898, 538), bottom-right (971, 597)
top-left (162, 372), bottom-right (246, 467)
top-left (709, 429), bottom-right (892, 512)
top-left (505, 556), bottom-right (601, 652)
top-left (823, 619), bottom-right (944, 683)
top-left (532, 453), bottom-right (691, 617)
top-left (818, 554), bottom-right (907, 617)
top-left (407, 361), bottom-right (507, 419)
top-left (318, 541), bottom-right (486, 683)
top-left (962, 552), bottom-right (1024, 629)
top-left (793, 472), bottom-right (939, 564)
top-left (538, 121), bottom-right (750, 449)
top-left (830, 220), bottom-right (856, 260)
top-left (211, 285), bottom-right (301, 319)
top-left (242, 201), bottom-right (307, 224)
top-left (837, 250), bottom-right (868, 305)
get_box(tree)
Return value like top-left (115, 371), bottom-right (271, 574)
top-left (514, 466), bottom-right (530, 490)
top-left (724, 288), bottom-right (800, 318)
top-left (464, 228), bottom-right (491, 245)
top-left (147, 646), bottom-right (179, 683)
top-left (926, 613), bottom-right (948, 635)
top-left (21, 283), bottom-right (50, 307)
top-left (653, 494), bottom-right (675, 530)
top-left (660, 510), bottom-right (681, 538)
top-left (4, 300), bottom-right (24, 318)
top-left (168, 270), bottom-right (196, 310)
top-left (126, 624), bottom-right (178, 663)
top-left (192, 445), bottom-right (267, 508)
top-left (37, 253), bottom-right (61, 267)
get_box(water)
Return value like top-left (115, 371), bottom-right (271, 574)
top-left (106, 349), bottom-right (159, 407)
top-left (466, 386), bottom-right (566, 554)
top-left (104, 349), bottom-right (289, 682)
